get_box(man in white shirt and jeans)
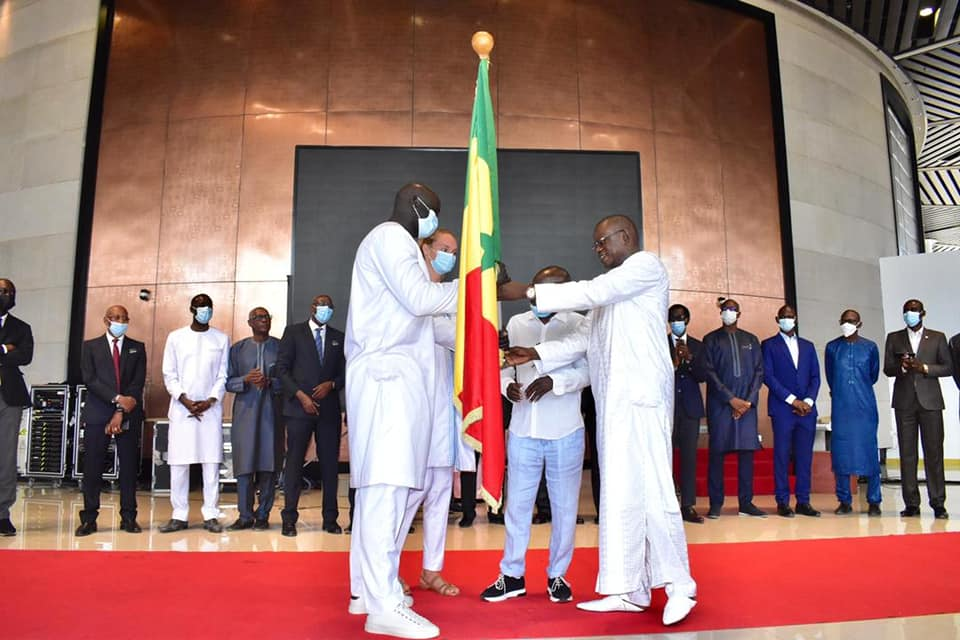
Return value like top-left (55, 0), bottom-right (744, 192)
top-left (481, 266), bottom-right (590, 605)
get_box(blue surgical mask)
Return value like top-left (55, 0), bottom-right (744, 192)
top-left (194, 306), bottom-right (212, 325)
top-left (314, 305), bottom-right (333, 325)
top-left (778, 318), bottom-right (796, 333)
top-left (108, 322), bottom-right (128, 338)
top-left (670, 321), bottom-right (687, 337)
top-left (530, 304), bottom-right (552, 319)
top-left (904, 311), bottom-right (921, 328)
top-left (414, 196), bottom-right (439, 239)
top-left (431, 250), bottom-right (456, 275)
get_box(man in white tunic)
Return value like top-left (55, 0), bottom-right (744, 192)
top-left (346, 184), bottom-right (459, 639)
top-left (159, 293), bottom-right (230, 534)
top-left (395, 230), bottom-right (475, 599)
top-left (502, 215), bottom-right (697, 626)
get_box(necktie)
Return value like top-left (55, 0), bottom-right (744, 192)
top-left (112, 338), bottom-right (121, 391)
top-left (314, 327), bottom-right (324, 364)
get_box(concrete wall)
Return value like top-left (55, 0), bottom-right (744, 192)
top-left (0, 0), bottom-right (100, 385)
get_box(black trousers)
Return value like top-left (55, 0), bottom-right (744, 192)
top-left (582, 388), bottom-right (600, 515)
top-left (895, 391), bottom-right (946, 509)
top-left (673, 414), bottom-right (700, 509)
top-left (282, 416), bottom-right (340, 525)
top-left (80, 420), bottom-right (139, 523)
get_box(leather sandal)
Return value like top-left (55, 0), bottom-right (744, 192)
top-left (419, 569), bottom-right (460, 596)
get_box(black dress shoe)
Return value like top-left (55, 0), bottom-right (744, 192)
top-left (867, 503), bottom-right (881, 517)
top-left (120, 519), bottom-right (142, 533)
top-left (681, 506), bottom-right (704, 524)
top-left (593, 515), bottom-right (600, 524)
top-left (202, 519), bottom-right (223, 533)
top-left (323, 522), bottom-right (343, 534)
top-left (532, 512), bottom-right (551, 525)
top-left (458, 515), bottom-right (474, 528)
top-left (488, 511), bottom-right (505, 525)
top-left (738, 503), bottom-right (767, 517)
top-left (344, 523), bottom-right (352, 534)
top-left (75, 521), bottom-right (98, 537)
top-left (934, 507), bottom-right (949, 520)
top-left (834, 503), bottom-right (853, 515)
top-left (253, 518), bottom-right (269, 530)
top-left (159, 519), bottom-right (188, 533)
top-left (281, 521), bottom-right (297, 537)
top-left (796, 503), bottom-right (821, 517)
top-left (776, 503), bottom-right (795, 518)
top-left (228, 518), bottom-right (254, 531)
top-left (576, 515), bottom-right (585, 525)
top-left (900, 506), bottom-right (921, 517)
top-left (0, 518), bottom-right (16, 536)
top-left (449, 498), bottom-right (464, 513)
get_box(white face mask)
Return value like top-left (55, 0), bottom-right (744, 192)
top-left (840, 322), bottom-right (858, 338)
top-left (721, 309), bottom-right (738, 326)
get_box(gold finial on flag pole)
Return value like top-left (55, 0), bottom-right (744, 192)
top-left (471, 31), bottom-right (494, 59)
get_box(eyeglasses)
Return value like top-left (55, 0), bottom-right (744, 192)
top-left (249, 314), bottom-right (271, 321)
top-left (592, 229), bottom-right (625, 250)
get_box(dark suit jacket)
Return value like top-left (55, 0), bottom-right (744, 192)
top-left (669, 335), bottom-right (705, 419)
top-left (883, 327), bottom-right (953, 411)
top-left (761, 333), bottom-right (821, 420)
top-left (276, 321), bottom-right (346, 422)
top-left (0, 313), bottom-right (34, 407)
top-left (80, 334), bottom-right (147, 425)
top-left (950, 333), bottom-right (960, 392)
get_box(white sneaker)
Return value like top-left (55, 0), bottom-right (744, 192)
top-left (364, 603), bottom-right (439, 639)
top-left (348, 593), bottom-right (414, 615)
top-left (662, 594), bottom-right (697, 625)
top-left (576, 595), bottom-right (647, 613)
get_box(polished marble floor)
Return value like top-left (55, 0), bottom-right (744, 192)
top-left (3, 475), bottom-right (959, 639)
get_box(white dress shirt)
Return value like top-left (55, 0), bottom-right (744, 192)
top-left (0, 313), bottom-right (7, 354)
top-left (908, 327), bottom-right (922, 355)
top-left (780, 332), bottom-right (814, 407)
top-left (500, 310), bottom-right (590, 440)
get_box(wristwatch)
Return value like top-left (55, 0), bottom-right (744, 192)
top-left (525, 286), bottom-right (536, 301)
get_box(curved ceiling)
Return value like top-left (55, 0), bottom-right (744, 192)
top-left (797, 0), bottom-right (960, 249)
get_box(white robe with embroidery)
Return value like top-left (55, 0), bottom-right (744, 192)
top-left (533, 251), bottom-right (695, 598)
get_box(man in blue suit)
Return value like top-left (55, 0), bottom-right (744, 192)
top-left (762, 304), bottom-right (821, 518)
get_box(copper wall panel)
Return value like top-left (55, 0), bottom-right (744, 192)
top-left (711, 13), bottom-right (774, 149)
top-left (168, 1), bottom-right (253, 120)
top-left (722, 143), bottom-right (784, 299)
top-left (646, 1), bottom-right (720, 140)
top-left (412, 111), bottom-right (471, 148)
top-left (146, 282), bottom-right (236, 420)
top-left (236, 112), bottom-right (326, 282)
top-left (88, 123), bottom-right (166, 287)
top-left (156, 117), bottom-right (242, 284)
top-left (413, 0), bottom-right (498, 115)
top-left (328, 0), bottom-right (414, 113)
top-left (655, 132), bottom-right (726, 293)
top-left (499, 115), bottom-right (579, 150)
top-left (496, 0), bottom-right (579, 120)
top-left (576, 0), bottom-right (653, 130)
top-left (325, 111), bottom-right (413, 147)
top-left (102, 3), bottom-right (173, 130)
top-left (245, 0), bottom-right (332, 115)
top-left (580, 122), bottom-right (659, 253)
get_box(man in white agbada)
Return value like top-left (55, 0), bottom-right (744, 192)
top-left (159, 293), bottom-right (230, 534)
top-left (502, 215), bottom-right (697, 626)
top-left (346, 184), bottom-right (459, 640)
top-left (395, 229), bottom-right (475, 599)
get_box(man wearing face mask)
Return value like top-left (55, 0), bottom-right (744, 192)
top-left (276, 294), bottom-right (346, 537)
top-left (697, 299), bottom-right (766, 519)
top-left (825, 309), bottom-right (882, 516)
top-left (761, 305), bottom-right (821, 518)
top-left (668, 304), bottom-right (706, 524)
top-left (346, 183), bottom-right (459, 639)
top-left (480, 266), bottom-right (589, 605)
top-left (76, 305), bottom-right (146, 536)
top-left (0, 279), bottom-right (33, 537)
top-left (883, 299), bottom-right (953, 519)
top-left (160, 293), bottom-right (230, 533)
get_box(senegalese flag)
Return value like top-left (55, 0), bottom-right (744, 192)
top-left (454, 53), bottom-right (505, 510)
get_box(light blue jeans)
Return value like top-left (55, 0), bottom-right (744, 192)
top-left (500, 429), bottom-right (585, 580)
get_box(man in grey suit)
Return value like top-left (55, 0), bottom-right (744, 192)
top-left (883, 299), bottom-right (954, 519)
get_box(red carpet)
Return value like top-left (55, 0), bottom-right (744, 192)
top-left (4, 534), bottom-right (960, 638)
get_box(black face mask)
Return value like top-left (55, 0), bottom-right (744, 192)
top-left (0, 293), bottom-right (13, 314)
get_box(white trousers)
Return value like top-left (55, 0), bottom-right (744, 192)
top-left (401, 466), bottom-right (453, 572)
top-left (170, 463), bottom-right (220, 521)
top-left (349, 484), bottom-right (410, 615)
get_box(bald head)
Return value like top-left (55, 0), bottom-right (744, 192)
top-left (391, 182), bottom-right (441, 239)
top-left (532, 265), bottom-right (571, 285)
top-left (593, 215), bottom-right (640, 269)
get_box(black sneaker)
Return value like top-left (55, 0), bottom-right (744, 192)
top-left (481, 574), bottom-right (526, 602)
top-left (547, 576), bottom-right (572, 603)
